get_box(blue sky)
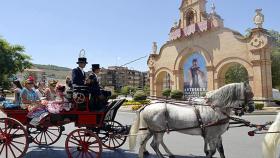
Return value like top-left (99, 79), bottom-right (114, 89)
top-left (0, 0), bottom-right (279, 71)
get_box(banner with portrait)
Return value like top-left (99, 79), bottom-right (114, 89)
top-left (184, 52), bottom-right (208, 97)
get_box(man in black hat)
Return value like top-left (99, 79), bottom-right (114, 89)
top-left (86, 64), bottom-right (111, 111)
top-left (72, 57), bottom-right (88, 86)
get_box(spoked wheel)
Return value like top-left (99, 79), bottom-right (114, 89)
top-left (0, 117), bottom-right (28, 158)
top-left (98, 120), bottom-right (127, 149)
top-left (65, 129), bottom-right (102, 158)
top-left (28, 125), bottom-right (63, 146)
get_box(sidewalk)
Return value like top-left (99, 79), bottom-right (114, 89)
top-left (248, 107), bottom-right (280, 115)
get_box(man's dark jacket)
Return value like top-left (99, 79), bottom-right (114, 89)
top-left (88, 73), bottom-right (101, 96)
top-left (72, 67), bottom-right (86, 86)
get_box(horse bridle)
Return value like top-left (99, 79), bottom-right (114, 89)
top-left (234, 85), bottom-right (254, 116)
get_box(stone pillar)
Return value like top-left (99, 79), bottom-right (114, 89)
top-left (251, 59), bottom-right (272, 100)
top-left (173, 69), bottom-right (184, 91)
top-left (149, 71), bottom-right (155, 97)
top-left (206, 66), bottom-right (215, 91)
top-left (248, 28), bottom-right (273, 102)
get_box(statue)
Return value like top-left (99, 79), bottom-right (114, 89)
top-left (79, 49), bottom-right (86, 58)
top-left (254, 9), bottom-right (264, 28)
top-left (152, 42), bottom-right (157, 54)
top-left (211, 3), bottom-right (216, 15)
top-left (173, 21), bottom-right (178, 28)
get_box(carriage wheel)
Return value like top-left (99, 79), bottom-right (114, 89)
top-left (0, 117), bottom-right (28, 158)
top-left (98, 120), bottom-right (127, 149)
top-left (65, 129), bottom-right (102, 158)
top-left (28, 126), bottom-right (63, 146)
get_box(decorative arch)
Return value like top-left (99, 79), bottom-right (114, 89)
top-left (154, 67), bottom-right (174, 97)
top-left (215, 57), bottom-right (253, 88)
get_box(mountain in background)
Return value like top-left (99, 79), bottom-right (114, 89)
top-left (34, 64), bottom-right (72, 71)
top-left (34, 64), bottom-right (72, 80)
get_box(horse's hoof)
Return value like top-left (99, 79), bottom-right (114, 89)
top-left (143, 151), bottom-right (150, 156)
top-left (169, 155), bottom-right (176, 158)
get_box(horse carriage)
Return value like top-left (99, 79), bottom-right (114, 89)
top-left (0, 86), bottom-right (130, 158)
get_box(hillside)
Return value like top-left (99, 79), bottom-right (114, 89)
top-left (34, 64), bottom-right (71, 71)
top-left (34, 64), bottom-right (72, 80)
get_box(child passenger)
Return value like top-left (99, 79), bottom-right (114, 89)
top-left (42, 84), bottom-right (71, 114)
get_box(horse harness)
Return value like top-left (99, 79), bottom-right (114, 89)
top-left (140, 102), bottom-right (231, 136)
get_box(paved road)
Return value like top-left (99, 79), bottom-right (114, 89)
top-left (0, 111), bottom-right (277, 158)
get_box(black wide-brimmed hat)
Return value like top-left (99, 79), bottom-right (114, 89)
top-left (76, 57), bottom-right (88, 64)
top-left (92, 64), bottom-right (100, 70)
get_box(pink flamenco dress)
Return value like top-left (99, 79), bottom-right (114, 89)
top-left (42, 91), bottom-right (71, 114)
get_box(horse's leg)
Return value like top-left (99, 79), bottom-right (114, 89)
top-left (159, 133), bottom-right (175, 158)
top-left (139, 132), bottom-right (152, 158)
top-left (217, 136), bottom-right (225, 158)
top-left (150, 133), bottom-right (165, 158)
top-left (206, 139), bottom-right (217, 158)
top-left (204, 138), bottom-right (209, 156)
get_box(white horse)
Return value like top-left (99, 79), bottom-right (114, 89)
top-left (129, 82), bottom-right (255, 158)
top-left (263, 112), bottom-right (280, 158)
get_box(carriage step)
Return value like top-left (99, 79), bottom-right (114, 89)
top-left (61, 126), bottom-right (65, 132)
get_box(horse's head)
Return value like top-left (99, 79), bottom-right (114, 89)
top-left (208, 82), bottom-right (255, 115)
top-left (240, 81), bottom-right (255, 113)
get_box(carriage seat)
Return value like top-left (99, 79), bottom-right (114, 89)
top-left (73, 85), bottom-right (89, 93)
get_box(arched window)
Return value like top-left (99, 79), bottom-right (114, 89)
top-left (186, 10), bottom-right (195, 26)
top-left (163, 73), bottom-right (171, 89)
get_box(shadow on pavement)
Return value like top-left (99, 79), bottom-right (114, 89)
top-left (23, 146), bottom-right (212, 158)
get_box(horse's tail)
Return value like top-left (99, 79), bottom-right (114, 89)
top-left (263, 112), bottom-right (280, 158)
top-left (129, 107), bottom-right (146, 150)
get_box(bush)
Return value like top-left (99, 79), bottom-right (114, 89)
top-left (123, 100), bottom-right (151, 106)
top-left (170, 90), bottom-right (183, 100)
top-left (274, 99), bottom-right (280, 106)
top-left (255, 103), bottom-right (264, 110)
top-left (124, 101), bottom-right (142, 106)
top-left (109, 93), bottom-right (118, 99)
top-left (131, 105), bottom-right (142, 111)
top-left (139, 100), bottom-right (151, 105)
top-left (162, 89), bottom-right (171, 98)
top-left (133, 90), bottom-right (147, 101)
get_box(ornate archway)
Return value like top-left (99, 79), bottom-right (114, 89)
top-left (154, 68), bottom-right (174, 97)
top-left (215, 58), bottom-right (253, 88)
top-left (148, 0), bottom-right (273, 100)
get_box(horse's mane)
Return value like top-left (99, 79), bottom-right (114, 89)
top-left (208, 83), bottom-right (243, 108)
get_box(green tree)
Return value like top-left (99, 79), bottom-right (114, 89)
top-left (225, 64), bottom-right (249, 84)
top-left (143, 85), bottom-right (150, 96)
top-left (269, 30), bottom-right (280, 89)
top-left (121, 86), bottom-right (136, 96)
top-left (0, 37), bottom-right (32, 88)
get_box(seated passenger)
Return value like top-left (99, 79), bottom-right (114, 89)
top-left (35, 81), bottom-right (46, 99)
top-left (86, 64), bottom-right (111, 111)
top-left (0, 88), bottom-right (5, 102)
top-left (66, 76), bottom-right (73, 89)
top-left (45, 80), bottom-right (58, 101)
top-left (21, 76), bottom-right (48, 126)
top-left (1, 80), bottom-right (23, 109)
top-left (42, 84), bottom-right (71, 114)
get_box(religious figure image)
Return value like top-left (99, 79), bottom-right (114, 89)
top-left (187, 58), bottom-right (206, 88)
top-left (184, 53), bottom-right (207, 96)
